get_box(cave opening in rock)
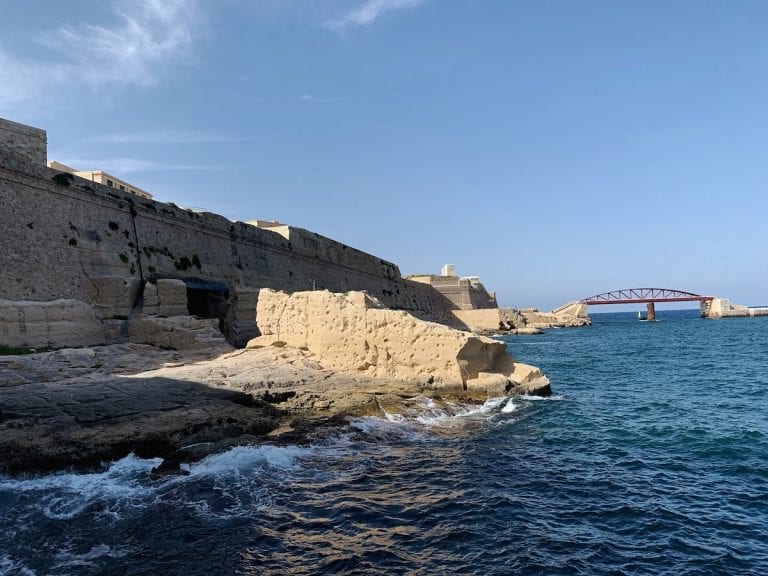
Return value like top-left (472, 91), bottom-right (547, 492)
top-left (185, 280), bottom-right (230, 322)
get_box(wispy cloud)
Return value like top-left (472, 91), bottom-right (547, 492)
top-left (58, 157), bottom-right (224, 174)
top-left (325, 0), bottom-right (427, 31)
top-left (0, 0), bottom-right (202, 110)
top-left (300, 93), bottom-right (347, 104)
top-left (91, 130), bottom-right (264, 144)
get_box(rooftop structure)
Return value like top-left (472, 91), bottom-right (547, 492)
top-left (47, 160), bottom-right (152, 199)
top-left (407, 265), bottom-right (498, 310)
top-left (246, 220), bottom-right (290, 239)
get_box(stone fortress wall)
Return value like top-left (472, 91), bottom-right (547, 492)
top-left (407, 274), bottom-right (498, 310)
top-left (0, 118), bottom-right (47, 173)
top-left (0, 118), bottom-right (440, 347)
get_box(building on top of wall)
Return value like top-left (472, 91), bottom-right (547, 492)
top-left (47, 160), bottom-right (152, 199)
top-left (407, 265), bottom-right (498, 310)
top-left (246, 220), bottom-right (290, 239)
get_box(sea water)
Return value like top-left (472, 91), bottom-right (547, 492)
top-left (1, 309), bottom-right (766, 575)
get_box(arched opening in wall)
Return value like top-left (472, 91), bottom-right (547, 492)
top-left (184, 279), bottom-right (230, 326)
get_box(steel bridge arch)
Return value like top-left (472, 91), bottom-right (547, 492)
top-left (580, 288), bottom-right (714, 305)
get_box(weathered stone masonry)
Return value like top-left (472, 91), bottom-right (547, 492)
top-left (0, 118), bottom-right (439, 347)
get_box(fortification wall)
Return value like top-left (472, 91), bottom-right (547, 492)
top-left (408, 275), bottom-right (498, 311)
top-left (0, 119), bottom-right (46, 171)
top-left (451, 309), bottom-right (503, 333)
top-left (428, 282), bottom-right (497, 310)
top-left (0, 163), bottom-right (439, 346)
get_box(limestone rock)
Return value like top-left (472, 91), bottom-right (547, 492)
top-left (248, 289), bottom-right (541, 391)
top-left (87, 277), bottom-right (141, 318)
top-left (0, 298), bottom-right (107, 348)
top-left (142, 279), bottom-right (188, 316)
top-left (511, 376), bottom-right (552, 396)
top-left (506, 361), bottom-right (551, 395)
top-left (519, 307), bottom-right (591, 329)
top-left (511, 327), bottom-right (544, 335)
top-left (142, 282), bottom-right (160, 312)
top-left (128, 314), bottom-right (233, 353)
top-left (222, 287), bottom-right (260, 347)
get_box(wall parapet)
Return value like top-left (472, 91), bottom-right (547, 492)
top-left (0, 118), bottom-right (47, 174)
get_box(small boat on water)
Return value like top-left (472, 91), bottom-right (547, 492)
top-left (637, 310), bottom-right (647, 321)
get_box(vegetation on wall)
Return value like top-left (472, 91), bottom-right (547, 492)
top-left (0, 345), bottom-right (51, 356)
top-left (52, 172), bottom-right (74, 186)
top-left (174, 256), bottom-right (193, 271)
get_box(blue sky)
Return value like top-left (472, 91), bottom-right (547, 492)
top-left (2, 0), bottom-right (767, 309)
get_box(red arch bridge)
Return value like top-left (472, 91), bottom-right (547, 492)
top-left (579, 288), bottom-right (714, 320)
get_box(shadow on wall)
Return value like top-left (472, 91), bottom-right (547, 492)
top-left (183, 280), bottom-right (230, 329)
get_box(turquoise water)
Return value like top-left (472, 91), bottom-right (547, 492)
top-left (1, 309), bottom-right (767, 574)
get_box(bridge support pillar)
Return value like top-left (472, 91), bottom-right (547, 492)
top-left (646, 302), bottom-right (656, 322)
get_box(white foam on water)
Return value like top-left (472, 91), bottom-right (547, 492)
top-left (520, 394), bottom-right (564, 401)
top-left (349, 415), bottom-right (429, 445)
top-left (52, 544), bottom-right (112, 570)
top-left (367, 397), bottom-right (518, 429)
top-left (353, 417), bottom-right (400, 432)
top-left (0, 555), bottom-right (36, 576)
top-left (1, 445), bottom-right (323, 524)
top-left (0, 454), bottom-right (161, 520)
top-left (415, 397), bottom-right (510, 425)
top-left (501, 398), bottom-right (518, 413)
top-left (384, 412), bottom-right (406, 423)
top-left (180, 444), bottom-right (314, 478)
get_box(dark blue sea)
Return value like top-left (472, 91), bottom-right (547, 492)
top-left (2, 309), bottom-right (767, 575)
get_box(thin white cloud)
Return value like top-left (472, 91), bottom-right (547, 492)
top-left (300, 93), bottom-right (347, 104)
top-left (57, 157), bottom-right (224, 174)
top-left (91, 131), bottom-right (263, 144)
top-left (0, 0), bottom-right (202, 110)
top-left (325, 0), bottom-right (427, 30)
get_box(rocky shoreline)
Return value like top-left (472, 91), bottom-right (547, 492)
top-left (0, 342), bottom-right (550, 476)
top-left (0, 289), bottom-right (553, 476)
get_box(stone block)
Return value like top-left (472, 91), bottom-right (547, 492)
top-left (87, 277), bottom-right (141, 318)
top-left (141, 279), bottom-right (188, 316)
top-left (128, 314), bottom-right (232, 352)
top-left (0, 299), bottom-right (107, 348)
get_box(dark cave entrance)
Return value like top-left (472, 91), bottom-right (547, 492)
top-left (185, 280), bottom-right (230, 322)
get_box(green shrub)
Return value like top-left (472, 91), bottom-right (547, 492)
top-left (174, 256), bottom-right (192, 271)
top-left (52, 172), bottom-right (74, 186)
top-left (0, 345), bottom-right (50, 356)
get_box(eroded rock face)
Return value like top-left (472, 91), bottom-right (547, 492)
top-left (0, 298), bottom-right (107, 348)
top-left (128, 315), bottom-right (233, 353)
top-left (248, 289), bottom-right (549, 393)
